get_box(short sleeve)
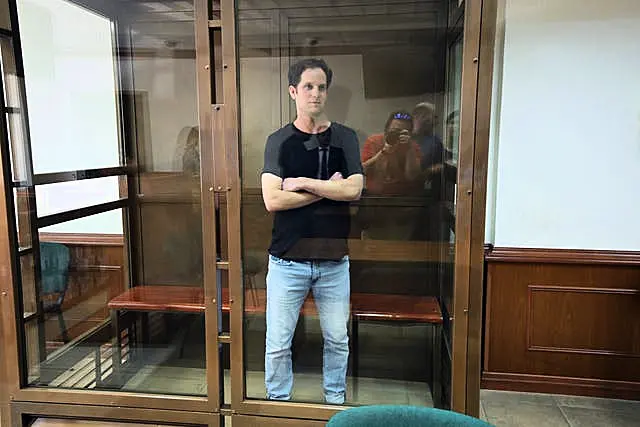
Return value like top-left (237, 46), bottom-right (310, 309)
top-left (262, 134), bottom-right (283, 177)
top-left (361, 135), bottom-right (381, 163)
top-left (342, 128), bottom-right (364, 176)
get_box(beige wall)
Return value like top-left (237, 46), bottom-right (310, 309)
top-left (240, 53), bottom-right (443, 187)
top-left (129, 57), bottom-right (199, 172)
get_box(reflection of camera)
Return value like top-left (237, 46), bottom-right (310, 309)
top-left (386, 129), bottom-right (402, 145)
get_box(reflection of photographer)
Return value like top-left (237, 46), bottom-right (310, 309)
top-left (361, 111), bottom-right (421, 196)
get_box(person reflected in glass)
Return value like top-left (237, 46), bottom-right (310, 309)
top-left (412, 102), bottom-right (444, 184)
top-left (361, 110), bottom-right (422, 196)
top-left (261, 58), bottom-right (364, 404)
top-left (359, 111), bottom-right (422, 240)
top-left (412, 102), bottom-right (446, 241)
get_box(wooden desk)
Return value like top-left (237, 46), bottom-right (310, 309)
top-left (108, 285), bottom-right (443, 404)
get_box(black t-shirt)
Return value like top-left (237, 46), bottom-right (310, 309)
top-left (262, 122), bottom-right (363, 261)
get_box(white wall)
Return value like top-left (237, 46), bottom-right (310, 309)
top-left (18, 0), bottom-right (122, 234)
top-left (487, 0), bottom-right (640, 250)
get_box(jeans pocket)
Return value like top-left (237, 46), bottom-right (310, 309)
top-left (269, 255), bottom-right (294, 266)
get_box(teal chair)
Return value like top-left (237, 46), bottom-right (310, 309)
top-left (327, 405), bottom-right (493, 427)
top-left (40, 242), bottom-right (71, 343)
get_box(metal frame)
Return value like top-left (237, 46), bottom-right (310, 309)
top-left (222, 0), bottom-right (495, 420)
top-left (0, 0), bottom-right (500, 424)
top-left (465, 0), bottom-right (498, 417)
top-left (0, 0), bottom-right (219, 422)
top-left (10, 402), bottom-right (219, 427)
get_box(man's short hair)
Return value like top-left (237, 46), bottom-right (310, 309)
top-left (288, 58), bottom-right (333, 89)
top-left (412, 102), bottom-right (436, 118)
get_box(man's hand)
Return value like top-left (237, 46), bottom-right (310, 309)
top-left (282, 177), bottom-right (308, 192)
top-left (282, 172), bottom-right (343, 192)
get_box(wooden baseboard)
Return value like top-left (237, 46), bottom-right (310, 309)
top-left (481, 372), bottom-right (640, 401)
top-left (486, 246), bottom-right (640, 265)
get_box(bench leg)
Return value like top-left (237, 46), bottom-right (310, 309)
top-left (352, 317), bottom-right (359, 403)
top-left (432, 324), bottom-right (442, 408)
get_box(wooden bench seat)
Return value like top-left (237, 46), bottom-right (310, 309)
top-left (108, 285), bottom-right (443, 404)
top-left (107, 285), bottom-right (443, 324)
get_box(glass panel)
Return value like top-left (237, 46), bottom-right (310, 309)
top-left (1, 37), bottom-right (31, 183)
top-left (14, 187), bottom-right (32, 249)
top-left (18, 209), bottom-right (205, 396)
top-left (13, 0), bottom-right (207, 398)
top-left (16, 0), bottom-right (121, 174)
top-left (0, 37), bottom-right (20, 110)
top-left (20, 253), bottom-right (36, 317)
top-left (36, 176), bottom-right (126, 217)
top-left (441, 35), bottom-right (463, 364)
top-left (239, 0), bottom-right (464, 408)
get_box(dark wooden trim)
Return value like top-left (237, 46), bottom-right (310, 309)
top-left (481, 371), bottom-right (640, 401)
top-left (39, 232), bottom-right (124, 246)
top-left (486, 246), bottom-right (640, 266)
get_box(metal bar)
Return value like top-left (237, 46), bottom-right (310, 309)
top-left (0, 28), bottom-right (11, 37)
top-left (450, 0), bottom-right (483, 414)
top-left (3, 106), bottom-right (19, 113)
top-left (218, 333), bottom-right (231, 344)
top-left (465, 0), bottom-right (499, 418)
top-left (209, 19), bottom-right (222, 28)
top-left (219, 0), bottom-right (245, 411)
top-left (195, 0), bottom-right (221, 413)
top-left (17, 246), bottom-right (31, 255)
top-left (10, 401), bottom-right (216, 426)
top-left (31, 166), bottom-right (128, 186)
top-left (36, 199), bottom-right (127, 229)
top-left (216, 260), bottom-right (229, 270)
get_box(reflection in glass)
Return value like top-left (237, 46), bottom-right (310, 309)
top-left (239, 0), bottom-right (464, 408)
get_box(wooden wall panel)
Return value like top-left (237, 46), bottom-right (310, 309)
top-left (482, 247), bottom-right (640, 400)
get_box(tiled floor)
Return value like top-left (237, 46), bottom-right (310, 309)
top-left (480, 390), bottom-right (640, 427)
top-left (122, 364), bottom-right (640, 426)
top-left (123, 365), bottom-right (433, 406)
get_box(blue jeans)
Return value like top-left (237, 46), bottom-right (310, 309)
top-left (265, 254), bottom-right (350, 404)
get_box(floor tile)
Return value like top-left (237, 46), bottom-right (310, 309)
top-left (555, 394), bottom-right (640, 415)
top-left (483, 401), bottom-right (569, 427)
top-left (561, 407), bottom-right (640, 427)
top-left (481, 389), bottom-right (557, 407)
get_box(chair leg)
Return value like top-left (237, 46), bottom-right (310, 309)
top-left (58, 310), bottom-right (70, 343)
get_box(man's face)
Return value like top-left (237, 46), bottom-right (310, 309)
top-left (289, 68), bottom-right (328, 117)
top-left (413, 110), bottom-right (435, 135)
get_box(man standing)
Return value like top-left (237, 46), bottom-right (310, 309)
top-left (261, 58), bottom-right (363, 404)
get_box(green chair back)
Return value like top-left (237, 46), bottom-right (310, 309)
top-left (327, 405), bottom-right (493, 427)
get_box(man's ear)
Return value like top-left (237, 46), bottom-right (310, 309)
top-left (288, 85), bottom-right (297, 100)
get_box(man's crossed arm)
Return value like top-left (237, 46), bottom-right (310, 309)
top-left (262, 172), bottom-right (363, 212)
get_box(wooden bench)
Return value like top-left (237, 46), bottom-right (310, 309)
top-left (108, 285), bottom-right (443, 403)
